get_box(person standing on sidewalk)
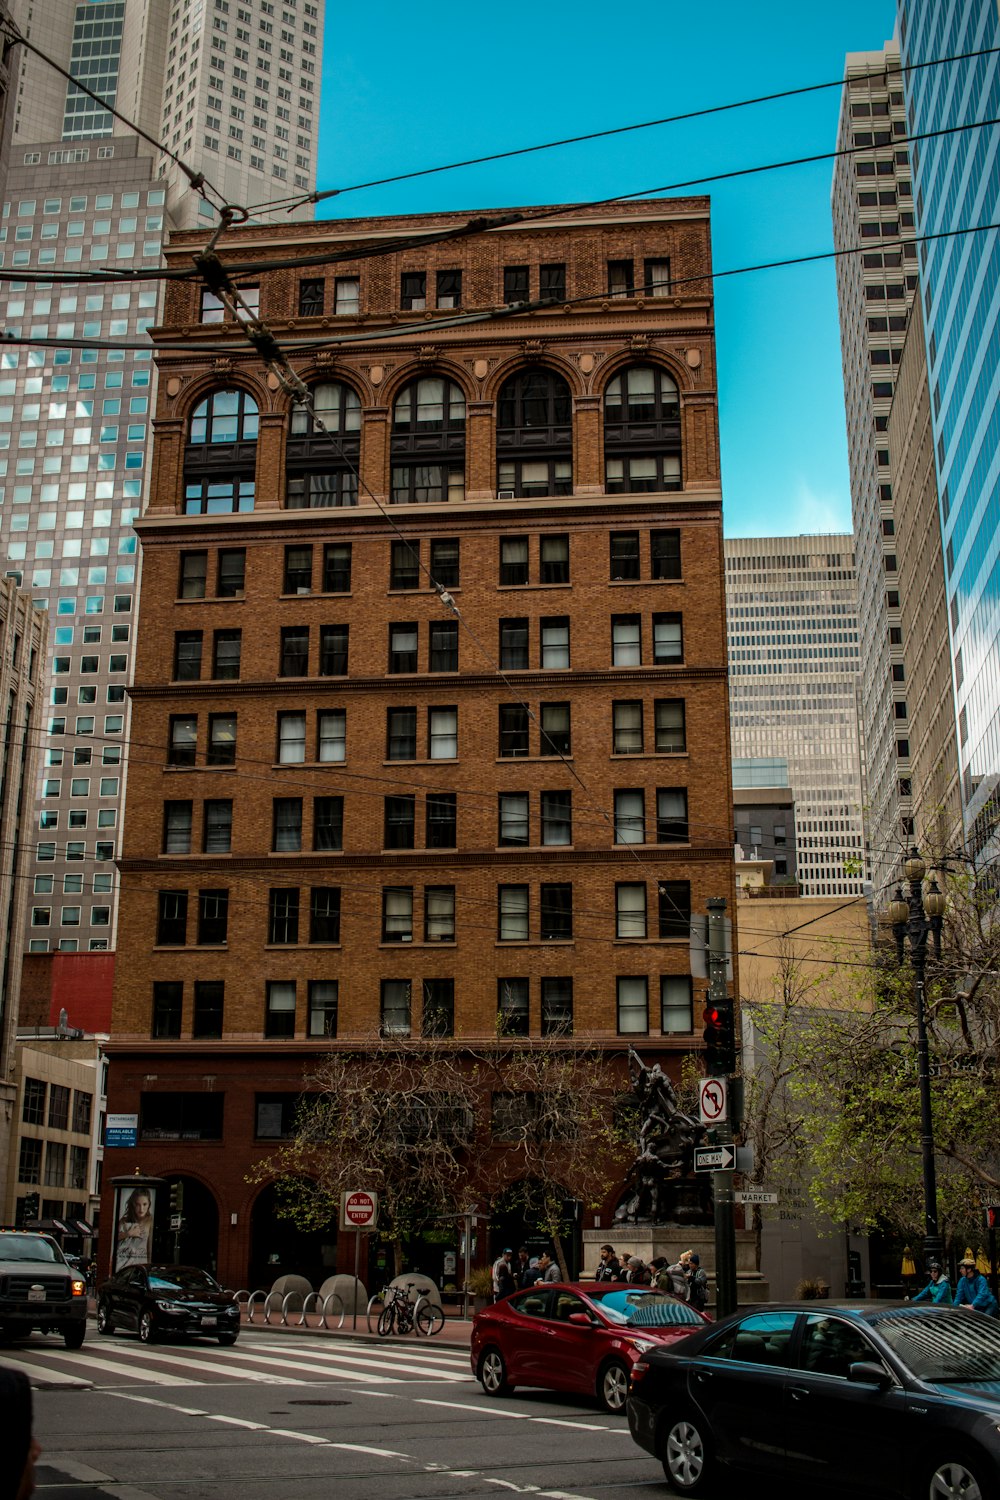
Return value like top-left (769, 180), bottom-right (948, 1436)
top-left (492, 1248), bottom-right (516, 1301)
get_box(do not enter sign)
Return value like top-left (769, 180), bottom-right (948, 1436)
top-left (340, 1189), bottom-right (379, 1231)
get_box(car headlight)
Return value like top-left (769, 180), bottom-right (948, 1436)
top-left (71, 1279), bottom-right (86, 1297)
top-left (631, 1338), bottom-right (657, 1354)
top-left (155, 1300), bottom-right (185, 1314)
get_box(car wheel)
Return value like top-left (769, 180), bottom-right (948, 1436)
top-left (479, 1346), bottom-right (513, 1397)
top-left (96, 1301), bottom-right (114, 1336)
top-left (217, 1331), bottom-right (239, 1346)
top-left (922, 1452), bottom-right (997, 1500)
top-left (598, 1358), bottom-right (630, 1413)
top-left (138, 1310), bottom-right (157, 1344)
top-left (63, 1323), bottom-right (86, 1350)
top-left (661, 1410), bottom-right (715, 1496)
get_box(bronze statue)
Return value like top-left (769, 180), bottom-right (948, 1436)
top-left (614, 1049), bottom-right (712, 1225)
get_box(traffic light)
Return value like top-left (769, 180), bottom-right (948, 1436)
top-left (22, 1192), bottom-right (40, 1223)
top-left (169, 1181), bottom-right (184, 1216)
top-left (702, 998), bottom-right (737, 1075)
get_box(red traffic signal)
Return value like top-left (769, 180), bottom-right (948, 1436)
top-left (702, 998), bottom-right (737, 1075)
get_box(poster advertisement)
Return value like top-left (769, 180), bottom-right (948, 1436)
top-left (114, 1182), bottom-right (156, 1271)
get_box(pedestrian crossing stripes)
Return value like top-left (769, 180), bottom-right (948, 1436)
top-left (0, 1331), bottom-right (474, 1392)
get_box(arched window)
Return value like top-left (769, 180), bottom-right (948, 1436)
top-left (604, 365), bottom-right (681, 493)
top-left (390, 376), bottom-right (465, 504)
top-left (496, 368), bottom-right (572, 498)
top-left (286, 381), bottom-right (361, 509)
top-left (184, 388), bottom-right (258, 514)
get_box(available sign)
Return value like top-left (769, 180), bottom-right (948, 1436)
top-left (736, 1189), bottom-right (779, 1205)
top-left (340, 1189), bottom-right (379, 1231)
top-left (694, 1144), bottom-right (736, 1173)
top-left (105, 1113), bottom-right (138, 1148)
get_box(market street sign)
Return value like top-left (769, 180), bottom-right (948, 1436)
top-left (735, 1189), bottom-right (778, 1205)
top-left (694, 1144), bottom-right (736, 1173)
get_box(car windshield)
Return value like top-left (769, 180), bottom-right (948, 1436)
top-left (871, 1309), bottom-right (1000, 1382)
top-left (590, 1288), bottom-right (702, 1326)
top-left (148, 1269), bottom-right (220, 1293)
top-left (0, 1233), bottom-right (62, 1263)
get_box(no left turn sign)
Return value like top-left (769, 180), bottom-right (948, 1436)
top-left (698, 1077), bottom-right (728, 1125)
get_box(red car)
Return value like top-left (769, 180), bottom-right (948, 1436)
top-left (471, 1282), bottom-right (710, 1413)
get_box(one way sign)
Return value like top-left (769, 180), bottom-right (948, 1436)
top-left (694, 1144), bottom-right (736, 1173)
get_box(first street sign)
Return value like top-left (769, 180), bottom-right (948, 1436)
top-left (694, 1144), bottom-right (736, 1173)
top-left (340, 1189), bottom-right (379, 1232)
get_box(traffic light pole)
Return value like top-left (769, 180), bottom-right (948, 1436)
top-left (708, 897), bottom-right (738, 1319)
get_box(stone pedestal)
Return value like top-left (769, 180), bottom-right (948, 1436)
top-left (582, 1227), bottom-right (769, 1306)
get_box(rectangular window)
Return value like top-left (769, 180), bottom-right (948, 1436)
top-left (653, 612), bottom-right (683, 663)
top-left (390, 538), bottom-right (420, 590)
top-left (655, 699), bottom-right (686, 752)
top-left (308, 980), bottom-right (338, 1037)
top-left (322, 542), bottom-right (351, 592)
top-left (203, 800), bottom-right (233, 853)
top-left (72, 1090), bottom-right (92, 1135)
top-left (400, 271), bottom-right (426, 310)
top-left (425, 886), bottom-right (455, 942)
top-left (265, 980), bottom-right (296, 1038)
top-left (163, 801), bottom-right (193, 854)
top-left (428, 706), bottom-right (457, 759)
top-left (298, 278), bottom-right (325, 316)
top-left (614, 789), bottom-right (645, 844)
top-left (644, 258), bottom-right (671, 296)
top-left (498, 978), bottom-right (529, 1036)
top-left (284, 544), bottom-right (312, 593)
top-left (280, 625), bottom-right (309, 676)
top-left (658, 880), bottom-right (691, 939)
top-left (334, 277), bottom-right (359, 315)
top-left (611, 531), bottom-right (640, 580)
top-left (498, 792), bottom-right (529, 847)
top-left (499, 704), bottom-right (529, 758)
top-left (317, 709), bottom-right (346, 762)
top-left (314, 796), bottom-right (343, 850)
top-left (616, 882), bottom-right (647, 939)
top-left (152, 981), bottom-right (183, 1039)
top-left (278, 711), bottom-right (306, 763)
top-left (22, 1079), bottom-right (46, 1126)
top-left (541, 790), bottom-right (571, 846)
top-left (193, 980), bottom-right (224, 1038)
top-left (500, 618), bottom-right (529, 669)
top-left (612, 615), bottom-right (642, 666)
top-left (382, 886), bottom-right (413, 942)
top-left (540, 534), bottom-right (569, 584)
top-left (168, 715), bottom-right (197, 766)
top-left (539, 701), bottom-right (570, 756)
top-left (18, 1138), bottom-right (42, 1184)
top-left (207, 712), bottom-right (237, 766)
top-left (656, 787), bottom-right (689, 843)
top-left (273, 798), bottom-right (302, 851)
top-left (436, 268), bottom-right (461, 309)
top-left (503, 265), bottom-right (529, 303)
top-left (651, 529), bottom-right (681, 579)
top-left (381, 979), bottom-right (412, 1036)
top-left (429, 620), bottom-right (458, 671)
top-left (541, 977), bottom-right (572, 1036)
top-left (613, 700), bottom-right (643, 754)
top-left (310, 887), bottom-right (341, 943)
top-left (387, 707), bottom-right (417, 760)
top-left (157, 890), bottom-right (188, 945)
top-left (174, 631), bottom-right (203, 680)
top-left (384, 795), bottom-right (415, 849)
top-left (269, 887), bottom-right (300, 944)
top-left (540, 616), bottom-right (569, 668)
top-left (540, 262), bottom-right (566, 302)
top-left (179, 550), bottom-right (207, 598)
top-left (498, 884), bottom-right (529, 941)
top-left (212, 629), bottom-right (241, 680)
top-left (617, 976), bottom-right (648, 1034)
top-left (196, 889), bottom-right (228, 945)
top-left (217, 548), bottom-right (246, 596)
top-left (430, 537), bottom-right (459, 588)
top-left (661, 975), bottom-right (693, 1033)
top-left (540, 882), bottom-right (572, 939)
top-left (389, 622), bottom-right (417, 673)
top-left (500, 536), bottom-right (529, 586)
top-left (608, 259), bottom-right (634, 298)
top-left (426, 792), bottom-right (457, 848)
top-left (319, 624), bottom-right (348, 675)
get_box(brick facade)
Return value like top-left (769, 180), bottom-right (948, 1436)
top-left (102, 200), bottom-right (734, 1288)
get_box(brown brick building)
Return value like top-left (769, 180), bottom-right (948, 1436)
top-left (101, 200), bottom-right (734, 1289)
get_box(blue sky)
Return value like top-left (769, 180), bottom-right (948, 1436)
top-left (317, 1), bottom-right (897, 539)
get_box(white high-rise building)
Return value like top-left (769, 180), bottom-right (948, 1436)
top-left (0, 0), bottom-right (324, 955)
top-left (725, 535), bottom-right (867, 898)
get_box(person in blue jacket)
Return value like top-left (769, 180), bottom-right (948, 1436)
top-left (912, 1262), bottom-right (952, 1304)
top-left (953, 1257), bottom-right (999, 1315)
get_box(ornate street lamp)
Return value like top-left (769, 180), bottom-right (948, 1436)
top-left (888, 848), bottom-right (946, 1271)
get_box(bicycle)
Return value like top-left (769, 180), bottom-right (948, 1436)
top-left (374, 1284), bottom-right (445, 1337)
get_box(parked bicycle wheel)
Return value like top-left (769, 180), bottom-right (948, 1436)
top-left (377, 1303), bottom-right (396, 1337)
top-left (415, 1300), bottom-right (444, 1337)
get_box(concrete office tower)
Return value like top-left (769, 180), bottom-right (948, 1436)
top-left (725, 536), bottom-right (866, 898)
top-left (832, 42), bottom-right (920, 899)
top-left (0, 578), bottom-right (47, 1202)
top-left (0, 0), bottom-right (324, 956)
top-left (8, 0), bottom-right (323, 229)
top-left (897, 0), bottom-right (1000, 857)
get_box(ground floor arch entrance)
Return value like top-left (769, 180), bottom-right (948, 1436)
top-left (248, 1182), bottom-right (337, 1292)
top-left (152, 1176), bottom-right (219, 1275)
top-left (489, 1180), bottom-right (581, 1279)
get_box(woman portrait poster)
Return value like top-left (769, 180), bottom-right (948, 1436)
top-left (114, 1185), bottom-right (156, 1271)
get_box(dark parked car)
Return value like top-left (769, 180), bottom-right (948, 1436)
top-left (628, 1301), bottom-right (1000, 1497)
top-left (0, 1231), bottom-right (88, 1348)
top-left (97, 1264), bottom-right (240, 1345)
top-left (471, 1282), bottom-right (710, 1413)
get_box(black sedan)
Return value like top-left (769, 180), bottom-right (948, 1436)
top-left (97, 1265), bottom-right (241, 1345)
top-left (628, 1301), bottom-right (1000, 1498)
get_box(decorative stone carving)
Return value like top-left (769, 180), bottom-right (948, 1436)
top-left (686, 348), bottom-right (702, 369)
top-left (418, 345), bottom-right (437, 363)
top-left (213, 357), bottom-right (232, 374)
top-left (520, 339), bottom-right (545, 361)
top-left (630, 334), bottom-right (650, 354)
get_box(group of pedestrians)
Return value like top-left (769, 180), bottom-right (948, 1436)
top-left (594, 1243), bottom-right (709, 1310)
top-left (912, 1257), bottom-right (1000, 1314)
top-left (491, 1246), bottom-right (561, 1298)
